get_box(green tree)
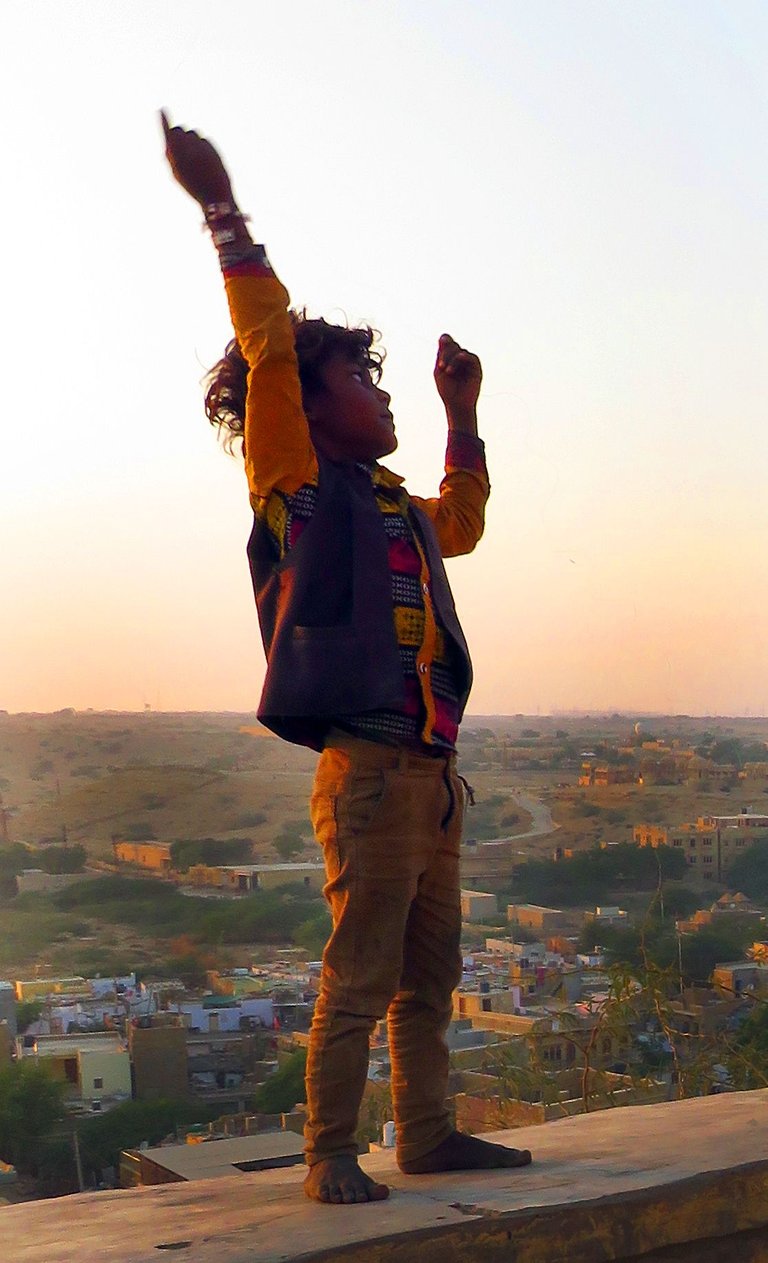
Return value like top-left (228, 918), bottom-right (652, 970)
top-left (252, 1049), bottom-right (307, 1114)
top-left (0, 843), bottom-right (32, 876)
top-left (170, 837), bottom-right (252, 872)
top-left (274, 833), bottom-right (303, 862)
top-left (710, 738), bottom-right (744, 767)
top-left (39, 843), bottom-right (87, 874)
top-left (15, 1000), bottom-right (44, 1033)
top-left (0, 1062), bottom-right (66, 1173)
top-left (731, 1003), bottom-right (768, 1087)
top-left (77, 1099), bottom-right (216, 1178)
top-left (294, 909), bottom-right (332, 958)
top-left (725, 838), bottom-right (768, 900)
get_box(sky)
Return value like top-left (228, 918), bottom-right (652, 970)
top-left (2, 0), bottom-right (768, 717)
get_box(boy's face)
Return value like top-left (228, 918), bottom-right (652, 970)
top-left (306, 354), bottom-right (397, 463)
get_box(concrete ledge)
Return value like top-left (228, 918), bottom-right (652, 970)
top-left (6, 1090), bottom-right (768, 1262)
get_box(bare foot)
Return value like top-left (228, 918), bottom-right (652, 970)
top-left (398, 1130), bottom-right (532, 1175)
top-left (304, 1155), bottom-right (390, 1205)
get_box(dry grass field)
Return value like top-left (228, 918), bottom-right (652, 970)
top-left (2, 710), bottom-right (768, 976)
top-left (1, 712), bottom-right (317, 858)
top-left (0, 712), bottom-right (537, 859)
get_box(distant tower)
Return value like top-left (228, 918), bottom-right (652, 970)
top-left (634, 722), bottom-right (643, 738)
top-left (0, 795), bottom-right (9, 845)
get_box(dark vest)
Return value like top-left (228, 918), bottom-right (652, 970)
top-left (246, 458), bottom-right (473, 750)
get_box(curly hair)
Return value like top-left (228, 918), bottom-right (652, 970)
top-left (204, 312), bottom-right (384, 452)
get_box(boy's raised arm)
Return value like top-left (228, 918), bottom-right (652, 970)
top-left (410, 334), bottom-right (490, 557)
top-left (434, 333), bottom-right (482, 438)
top-left (161, 113), bottom-right (316, 501)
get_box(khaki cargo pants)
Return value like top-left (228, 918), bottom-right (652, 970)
top-left (304, 730), bottom-right (465, 1168)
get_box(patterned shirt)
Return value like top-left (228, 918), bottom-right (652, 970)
top-left (220, 248), bottom-right (490, 750)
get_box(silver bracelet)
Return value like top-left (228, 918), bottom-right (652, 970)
top-left (211, 226), bottom-right (237, 246)
top-left (201, 202), bottom-right (251, 231)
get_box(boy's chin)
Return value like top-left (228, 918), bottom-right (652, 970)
top-left (378, 431), bottom-right (398, 458)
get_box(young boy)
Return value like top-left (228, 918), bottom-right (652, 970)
top-left (162, 114), bottom-right (532, 1205)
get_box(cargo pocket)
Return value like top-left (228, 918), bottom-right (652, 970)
top-left (309, 785), bottom-right (341, 882)
top-left (338, 766), bottom-right (389, 838)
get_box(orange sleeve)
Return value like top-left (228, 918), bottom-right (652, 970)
top-left (410, 433), bottom-right (490, 557)
top-left (223, 269), bottom-right (318, 503)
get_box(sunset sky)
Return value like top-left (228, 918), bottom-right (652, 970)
top-left (2, 1), bottom-right (768, 716)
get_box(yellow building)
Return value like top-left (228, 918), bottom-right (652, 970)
top-left (22, 1031), bottom-right (132, 1111)
top-left (186, 864), bottom-right (227, 889)
top-left (453, 988), bottom-right (522, 1020)
top-left (113, 840), bottom-right (173, 872)
top-left (14, 976), bottom-right (90, 1002)
top-left (507, 904), bottom-right (578, 935)
top-left (579, 762), bottom-right (635, 787)
top-left (634, 819), bottom-right (723, 883)
top-left (460, 1009), bottom-right (631, 1071)
top-left (189, 863), bottom-right (325, 894)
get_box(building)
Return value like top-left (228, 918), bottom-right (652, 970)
top-left (453, 985), bottom-right (523, 1019)
top-left (684, 757), bottom-right (737, 784)
top-left (112, 840), bottom-right (173, 872)
top-left (120, 1131), bottom-right (305, 1187)
top-left (666, 987), bottom-right (747, 1047)
top-left (15, 869), bottom-right (85, 895)
top-left (676, 892), bottom-right (764, 935)
top-left (712, 961), bottom-right (768, 998)
top-left (460, 890), bottom-right (498, 921)
top-left (579, 763), bottom-right (636, 787)
top-left (186, 862), bottom-right (325, 894)
top-left (0, 981), bottom-right (16, 1038)
top-left (453, 1067), bottom-right (666, 1133)
top-left (0, 1021), bottom-right (13, 1066)
top-left (14, 976), bottom-right (91, 1003)
top-left (129, 1020), bottom-right (189, 1101)
top-left (633, 815), bottom-right (761, 884)
top-left (165, 996), bottom-right (274, 1033)
top-left (458, 1006), bottom-right (632, 1073)
top-left (128, 1010), bottom-right (275, 1109)
top-left (708, 810), bottom-right (768, 831)
top-left (584, 906), bottom-right (629, 927)
top-left (507, 904), bottom-right (579, 935)
top-left (18, 1031), bottom-right (132, 1112)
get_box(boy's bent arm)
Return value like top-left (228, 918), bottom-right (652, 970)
top-left (223, 262), bottom-right (318, 503)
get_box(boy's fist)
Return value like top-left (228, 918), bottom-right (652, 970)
top-left (161, 110), bottom-right (234, 207)
top-left (434, 334), bottom-right (482, 415)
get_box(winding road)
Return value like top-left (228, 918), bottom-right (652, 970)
top-left (479, 788), bottom-right (560, 848)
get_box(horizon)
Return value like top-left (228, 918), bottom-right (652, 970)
top-left (3, 707), bottom-right (768, 724)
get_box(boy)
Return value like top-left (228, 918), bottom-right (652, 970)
top-left (163, 114), bottom-right (532, 1204)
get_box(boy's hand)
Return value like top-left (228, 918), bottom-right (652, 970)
top-left (434, 334), bottom-right (482, 430)
top-left (161, 110), bottom-right (234, 207)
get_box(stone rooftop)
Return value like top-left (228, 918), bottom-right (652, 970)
top-left (6, 1089), bottom-right (768, 1262)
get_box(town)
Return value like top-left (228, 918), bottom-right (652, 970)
top-left (2, 709), bottom-right (768, 1204)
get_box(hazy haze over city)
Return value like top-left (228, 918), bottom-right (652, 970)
top-left (2, 0), bottom-right (767, 715)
